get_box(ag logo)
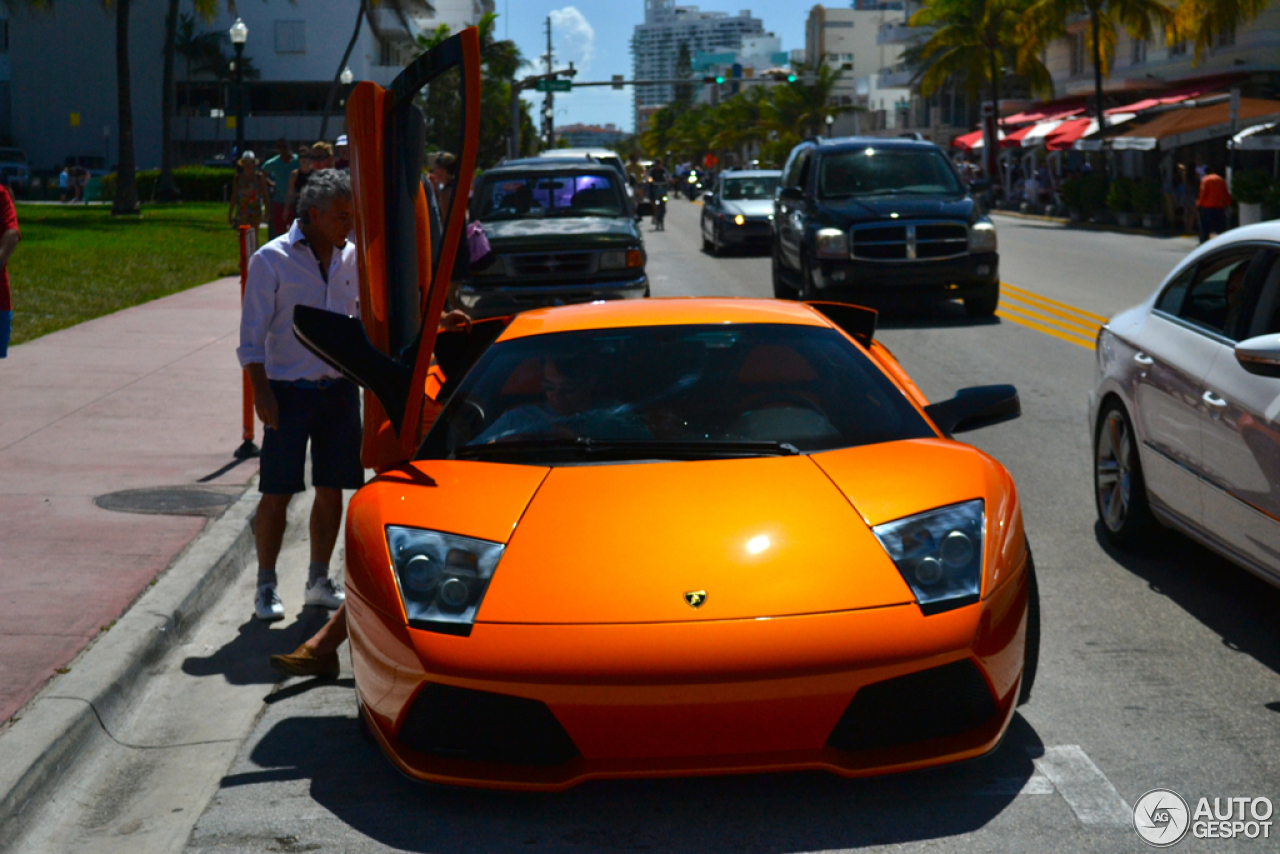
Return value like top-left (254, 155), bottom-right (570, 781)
top-left (683, 590), bottom-right (707, 609)
top-left (1134, 788), bottom-right (1190, 847)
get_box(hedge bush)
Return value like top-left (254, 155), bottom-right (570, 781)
top-left (101, 166), bottom-right (235, 203)
top-left (1131, 180), bottom-right (1163, 216)
top-left (1106, 177), bottom-right (1134, 213)
top-left (1231, 169), bottom-right (1271, 205)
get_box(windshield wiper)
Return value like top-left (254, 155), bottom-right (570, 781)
top-left (453, 437), bottom-right (800, 461)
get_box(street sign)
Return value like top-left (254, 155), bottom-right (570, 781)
top-left (535, 79), bottom-right (572, 93)
top-left (612, 74), bottom-right (624, 90)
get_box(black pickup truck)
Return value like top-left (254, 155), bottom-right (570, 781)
top-left (771, 138), bottom-right (999, 316)
top-left (456, 159), bottom-right (648, 319)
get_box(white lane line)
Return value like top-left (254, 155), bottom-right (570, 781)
top-left (1032, 745), bottom-right (1131, 825)
top-left (972, 775), bottom-right (1055, 796)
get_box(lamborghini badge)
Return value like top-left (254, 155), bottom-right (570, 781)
top-left (684, 590), bottom-right (707, 609)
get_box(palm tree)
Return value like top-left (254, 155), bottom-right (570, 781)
top-left (911, 0), bottom-right (1052, 128)
top-left (1023, 0), bottom-right (1169, 130)
top-left (108, 0), bottom-right (139, 214)
top-left (158, 2), bottom-right (219, 203)
top-left (1170, 0), bottom-right (1268, 62)
top-left (762, 63), bottom-right (859, 143)
top-left (320, 0), bottom-right (433, 141)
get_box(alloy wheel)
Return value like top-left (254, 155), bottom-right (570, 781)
top-left (1095, 409), bottom-right (1133, 532)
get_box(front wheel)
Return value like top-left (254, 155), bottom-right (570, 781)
top-left (772, 246), bottom-right (797, 299)
top-left (1094, 400), bottom-right (1158, 547)
top-left (1017, 549), bottom-right (1039, 706)
top-left (964, 281), bottom-right (1000, 317)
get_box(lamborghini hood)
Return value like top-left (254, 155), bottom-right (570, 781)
top-left (477, 455), bottom-right (916, 625)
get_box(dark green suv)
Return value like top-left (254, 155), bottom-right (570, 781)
top-left (772, 138), bottom-right (999, 316)
top-left (458, 159), bottom-right (648, 318)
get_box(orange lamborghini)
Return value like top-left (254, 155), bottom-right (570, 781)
top-left (293, 30), bottom-right (1038, 791)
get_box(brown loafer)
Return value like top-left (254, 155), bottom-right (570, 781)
top-left (269, 645), bottom-right (339, 679)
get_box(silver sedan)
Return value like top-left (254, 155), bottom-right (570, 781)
top-left (1091, 222), bottom-right (1280, 586)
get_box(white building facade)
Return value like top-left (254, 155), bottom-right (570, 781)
top-left (631, 0), bottom-right (765, 131)
top-left (2, 0), bottom-right (493, 172)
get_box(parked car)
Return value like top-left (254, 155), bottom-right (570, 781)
top-left (457, 158), bottom-right (648, 318)
top-left (1091, 222), bottom-right (1280, 588)
top-left (772, 137), bottom-right (999, 316)
top-left (700, 169), bottom-right (781, 255)
top-left (0, 149), bottom-right (31, 195)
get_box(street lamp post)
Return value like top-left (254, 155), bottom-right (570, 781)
top-left (825, 114), bottom-right (835, 137)
top-left (229, 17), bottom-right (248, 157)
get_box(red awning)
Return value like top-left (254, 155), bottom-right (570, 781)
top-left (1044, 118), bottom-right (1095, 150)
top-left (1002, 97), bottom-right (1089, 125)
top-left (1000, 124), bottom-right (1037, 148)
top-left (952, 130), bottom-right (983, 150)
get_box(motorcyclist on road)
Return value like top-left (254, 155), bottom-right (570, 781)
top-left (646, 159), bottom-right (670, 229)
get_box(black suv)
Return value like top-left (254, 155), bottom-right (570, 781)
top-left (457, 159), bottom-right (648, 318)
top-left (772, 138), bottom-right (999, 316)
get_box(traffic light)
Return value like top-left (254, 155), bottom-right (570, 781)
top-left (787, 73), bottom-right (797, 82)
top-left (715, 75), bottom-right (726, 84)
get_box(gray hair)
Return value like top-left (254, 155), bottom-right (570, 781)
top-left (298, 169), bottom-right (352, 222)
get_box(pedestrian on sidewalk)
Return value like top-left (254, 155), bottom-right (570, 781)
top-left (262, 139), bottom-right (298, 240)
top-left (237, 169), bottom-right (361, 621)
top-left (1196, 166), bottom-right (1232, 245)
top-left (0, 183), bottom-right (20, 358)
top-left (229, 151), bottom-right (271, 231)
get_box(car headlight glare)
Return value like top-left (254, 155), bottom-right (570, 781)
top-left (386, 525), bottom-right (504, 632)
top-left (872, 499), bottom-right (984, 614)
top-left (815, 227), bottom-right (849, 259)
top-left (969, 219), bottom-right (997, 253)
top-left (734, 214), bottom-right (746, 226)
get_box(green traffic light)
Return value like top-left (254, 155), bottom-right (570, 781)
top-left (715, 76), bottom-right (725, 84)
top-left (787, 74), bottom-right (797, 82)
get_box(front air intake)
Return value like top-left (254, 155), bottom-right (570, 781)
top-left (398, 683), bottom-right (580, 766)
top-left (826, 659), bottom-right (996, 752)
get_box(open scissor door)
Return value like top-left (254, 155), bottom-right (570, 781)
top-left (302, 27), bottom-right (481, 468)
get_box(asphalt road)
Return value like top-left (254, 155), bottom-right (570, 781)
top-left (21, 206), bottom-right (1280, 853)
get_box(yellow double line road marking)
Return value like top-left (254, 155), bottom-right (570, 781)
top-left (996, 283), bottom-right (1107, 350)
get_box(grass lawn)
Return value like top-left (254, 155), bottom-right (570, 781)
top-left (8, 203), bottom-right (246, 346)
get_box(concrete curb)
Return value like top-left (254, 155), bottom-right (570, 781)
top-left (989, 208), bottom-right (1196, 239)
top-left (0, 486), bottom-right (258, 842)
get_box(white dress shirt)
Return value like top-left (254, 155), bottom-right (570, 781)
top-left (237, 220), bottom-right (360, 381)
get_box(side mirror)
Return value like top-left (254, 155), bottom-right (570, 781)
top-left (293, 306), bottom-right (412, 431)
top-left (968, 179), bottom-right (991, 194)
top-left (1235, 334), bottom-right (1280, 378)
top-left (778, 185), bottom-right (804, 202)
top-left (924, 384), bottom-right (1020, 437)
top-left (702, 191), bottom-right (714, 205)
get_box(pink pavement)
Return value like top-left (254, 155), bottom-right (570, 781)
top-left (0, 277), bottom-right (260, 724)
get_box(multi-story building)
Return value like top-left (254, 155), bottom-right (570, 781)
top-left (2, 0), bottom-right (493, 172)
top-left (631, 0), bottom-right (765, 131)
top-left (692, 34), bottom-right (791, 104)
top-left (558, 123), bottom-right (628, 148)
top-left (804, 2), bottom-right (906, 134)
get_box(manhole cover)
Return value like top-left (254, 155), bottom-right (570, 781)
top-left (95, 487), bottom-right (237, 517)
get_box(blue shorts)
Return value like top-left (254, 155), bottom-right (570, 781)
top-left (0, 311), bottom-right (11, 358)
top-left (259, 379), bottom-right (365, 495)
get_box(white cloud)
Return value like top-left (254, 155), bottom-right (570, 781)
top-left (549, 7), bottom-right (595, 73)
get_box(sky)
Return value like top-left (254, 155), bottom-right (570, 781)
top-left (498, 0), bottom-right (813, 135)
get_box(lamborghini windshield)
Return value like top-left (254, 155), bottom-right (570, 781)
top-left (419, 323), bottom-right (935, 463)
top-left (476, 170), bottom-right (626, 221)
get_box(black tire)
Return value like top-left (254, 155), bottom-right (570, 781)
top-left (798, 257), bottom-right (818, 300)
top-left (964, 281), bottom-right (1000, 317)
top-left (772, 246), bottom-right (798, 299)
top-left (1017, 549), bottom-right (1040, 706)
top-left (357, 699), bottom-right (376, 743)
top-left (710, 225), bottom-right (722, 256)
top-left (1094, 399), bottom-right (1158, 547)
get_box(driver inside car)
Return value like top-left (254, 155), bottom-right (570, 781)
top-left (472, 354), bottom-right (650, 443)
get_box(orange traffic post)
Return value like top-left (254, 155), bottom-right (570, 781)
top-left (234, 224), bottom-right (260, 460)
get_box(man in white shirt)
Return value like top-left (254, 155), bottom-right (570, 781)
top-left (237, 169), bottom-right (362, 621)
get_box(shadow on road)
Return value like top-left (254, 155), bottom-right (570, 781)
top-left (181, 611), bottom-right (329, 686)
top-left (223, 709), bottom-right (1045, 851)
top-left (1093, 520), bottom-right (1280, 681)
top-left (874, 300), bottom-right (1001, 330)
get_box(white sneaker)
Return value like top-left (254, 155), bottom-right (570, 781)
top-left (304, 577), bottom-right (345, 609)
top-left (254, 583), bottom-right (284, 622)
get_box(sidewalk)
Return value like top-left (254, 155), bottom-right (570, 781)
top-left (0, 276), bottom-right (259, 725)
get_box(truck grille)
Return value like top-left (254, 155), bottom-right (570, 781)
top-left (508, 251), bottom-right (595, 277)
top-left (851, 221), bottom-right (968, 262)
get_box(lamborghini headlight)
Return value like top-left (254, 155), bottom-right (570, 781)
top-left (969, 218), bottom-right (997, 253)
top-left (871, 499), bottom-right (984, 614)
top-left (386, 526), bottom-right (504, 634)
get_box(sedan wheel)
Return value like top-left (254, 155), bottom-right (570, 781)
top-left (1094, 402), bottom-right (1156, 546)
top-left (772, 246), bottom-right (798, 299)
